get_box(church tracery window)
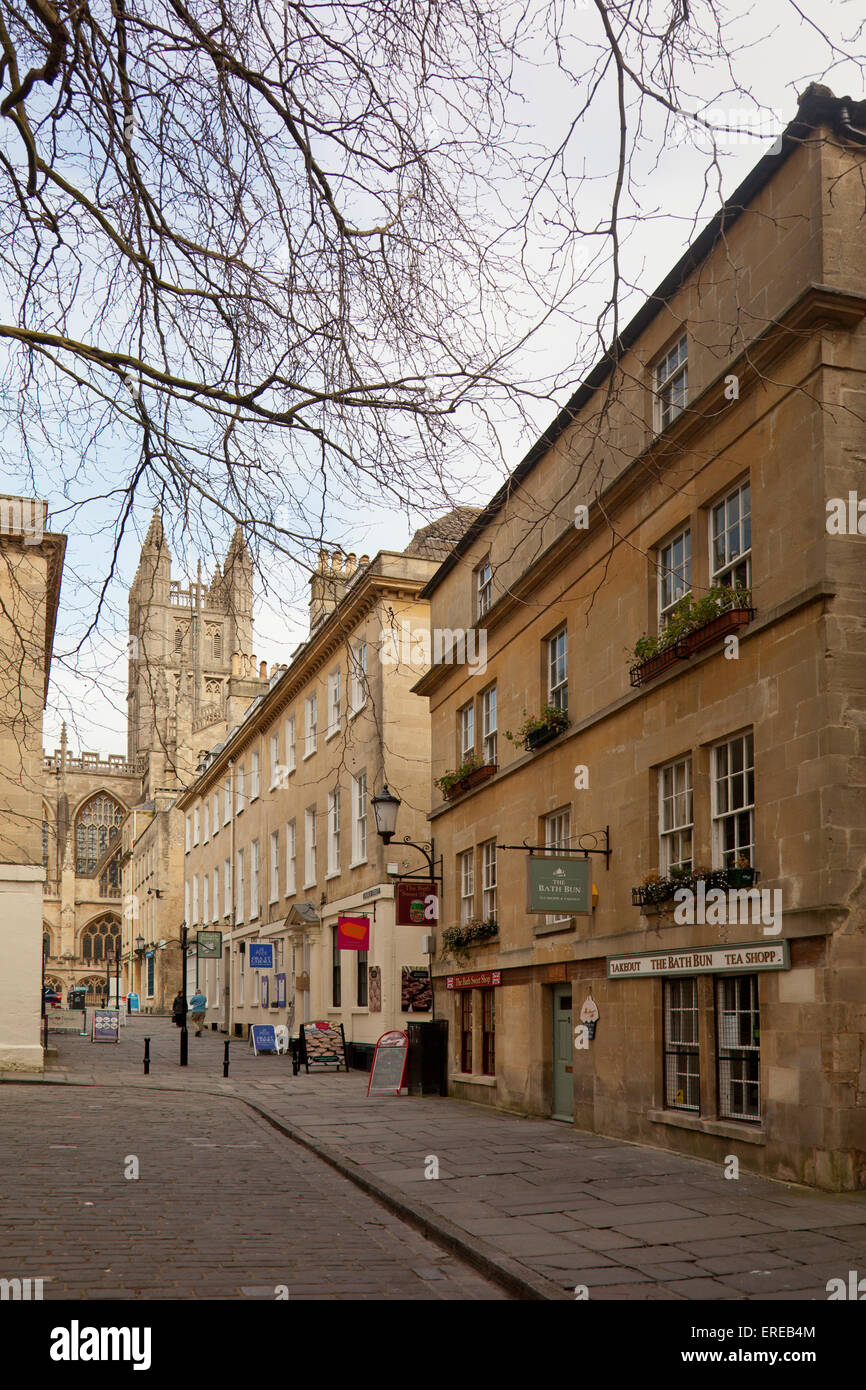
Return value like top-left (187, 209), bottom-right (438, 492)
top-left (81, 915), bottom-right (121, 962)
top-left (75, 794), bottom-right (124, 875)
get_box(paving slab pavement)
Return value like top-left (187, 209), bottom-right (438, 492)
top-left (14, 1016), bottom-right (866, 1300)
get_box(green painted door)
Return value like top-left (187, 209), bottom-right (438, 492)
top-left (552, 987), bottom-right (573, 1121)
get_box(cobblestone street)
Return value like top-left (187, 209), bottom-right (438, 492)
top-left (0, 1017), bottom-right (855, 1301)
top-left (0, 1077), bottom-right (505, 1300)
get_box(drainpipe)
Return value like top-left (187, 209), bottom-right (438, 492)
top-left (835, 106), bottom-right (866, 145)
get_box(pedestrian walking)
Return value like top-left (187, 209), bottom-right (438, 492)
top-left (171, 990), bottom-right (185, 1028)
top-left (188, 988), bottom-right (208, 1036)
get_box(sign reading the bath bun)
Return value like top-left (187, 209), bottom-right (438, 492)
top-left (446, 970), bottom-right (501, 990)
top-left (367, 1030), bottom-right (409, 1096)
top-left (526, 855), bottom-right (590, 914)
top-left (337, 914), bottom-right (370, 951)
top-left (608, 941), bottom-right (790, 979)
top-left (395, 882), bottom-right (438, 926)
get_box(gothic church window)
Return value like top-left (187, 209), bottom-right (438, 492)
top-left (75, 794), bottom-right (124, 875)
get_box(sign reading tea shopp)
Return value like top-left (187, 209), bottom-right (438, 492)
top-left (607, 941), bottom-right (790, 979)
top-left (526, 855), bottom-right (590, 914)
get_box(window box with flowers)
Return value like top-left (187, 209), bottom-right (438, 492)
top-left (435, 755), bottom-right (497, 801)
top-left (631, 858), bottom-right (759, 908)
top-left (504, 706), bottom-right (569, 752)
top-left (441, 918), bottom-right (499, 964)
top-left (629, 587), bottom-right (754, 687)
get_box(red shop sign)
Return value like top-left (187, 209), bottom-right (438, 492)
top-left (445, 970), bottom-right (502, 990)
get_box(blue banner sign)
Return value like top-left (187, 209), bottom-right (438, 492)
top-left (249, 1024), bottom-right (277, 1055)
top-left (248, 943), bottom-right (274, 970)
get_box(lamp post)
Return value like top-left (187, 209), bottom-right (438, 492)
top-left (159, 927), bottom-right (191, 1065)
top-left (371, 785), bottom-right (442, 884)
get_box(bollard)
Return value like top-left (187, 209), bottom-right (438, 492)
top-left (223, 1040), bottom-right (230, 1078)
top-left (143, 1036), bottom-right (151, 1075)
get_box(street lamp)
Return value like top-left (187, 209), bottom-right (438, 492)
top-left (372, 785), bottom-right (441, 885)
top-left (370, 785), bottom-right (401, 845)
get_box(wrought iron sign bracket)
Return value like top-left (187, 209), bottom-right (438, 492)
top-left (497, 826), bottom-right (611, 871)
top-left (386, 837), bottom-right (444, 887)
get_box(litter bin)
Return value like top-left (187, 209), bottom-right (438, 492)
top-left (406, 1019), bottom-right (448, 1095)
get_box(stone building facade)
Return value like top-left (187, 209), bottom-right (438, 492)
top-left (177, 524), bottom-right (474, 1055)
top-left (415, 87), bottom-right (866, 1190)
top-left (0, 496), bottom-right (64, 1070)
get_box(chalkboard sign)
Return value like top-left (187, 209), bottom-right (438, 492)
top-left (249, 1024), bottom-right (277, 1055)
top-left (298, 1020), bottom-right (348, 1072)
top-left (367, 1030), bottom-right (409, 1097)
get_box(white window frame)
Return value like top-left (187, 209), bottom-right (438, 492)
top-left (481, 685), bottom-right (497, 765)
top-left (212, 791), bottom-right (219, 837)
top-left (184, 879), bottom-right (190, 924)
top-left (711, 480), bottom-right (751, 592)
top-left (476, 559), bottom-right (493, 619)
top-left (285, 820), bottom-right (296, 897)
top-left (459, 849), bottom-right (475, 925)
top-left (659, 756), bottom-right (693, 876)
top-left (459, 702), bottom-right (475, 761)
top-left (192, 875), bottom-right (199, 926)
top-left (250, 839), bottom-right (259, 919)
top-left (304, 695), bottom-right (317, 759)
top-left (481, 839), bottom-right (497, 921)
top-left (327, 788), bottom-right (341, 877)
top-left (350, 642), bottom-right (367, 715)
top-left (712, 731), bottom-right (755, 869)
top-left (547, 628), bottom-right (568, 712)
top-left (193, 805), bottom-right (200, 846)
top-left (654, 333), bottom-right (688, 432)
top-left (250, 750), bottom-right (260, 801)
top-left (327, 670), bottom-right (341, 740)
top-left (285, 716), bottom-right (296, 774)
top-left (203, 800), bottom-right (209, 844)
top-left (223, 777), bottom-right (231, 825)
top-left (269, 733), bottom-right (280, 790)
top-left (185, 814), bottom-right (191, 853)
top-left (269, 830), bottom-right (279, 904)
top-left (304, 807), bottom-right (317, 887)
top-left (223, 858), bottom-right (231, 918)
top-left (351, 771), bottom-right (367, 866)
top-left (235, 763), bottom-right (245, 815)
top-left (212, 868), bottom-right (219, 924)
top-left (658, 527), bottom-right (691, 630)
top-left (236, 848), bottom-right (245, 924)
top-left (202, 873), bottom-right (209, 926)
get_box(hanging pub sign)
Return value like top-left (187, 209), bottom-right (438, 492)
top-left (395, 882), bottom-right (439, 927)
top-left (91, 1008), bottom-right (120, 1043)
top-left (526, 855), bottom-right (590, 915)
top-left (197, 930), bottom-right (222, 959)
top-left (248, 942), bottom-right (274, 969)
top-left (298, 1020), bottom-right (349, 1072)
top-left (367, 1030), bottom-right (409, 1097)
top-left (337, 914), bottom-right (370, 951)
